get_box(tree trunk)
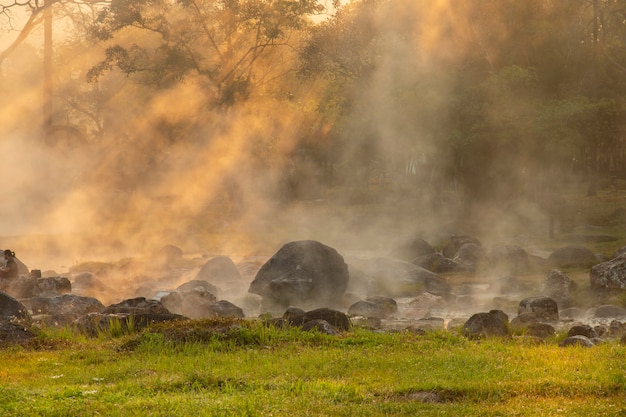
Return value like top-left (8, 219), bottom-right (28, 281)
top-left (43, 0), bottom-right (53, 132)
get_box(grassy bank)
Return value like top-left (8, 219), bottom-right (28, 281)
top-left (1, 321), bottom-right (625, 416)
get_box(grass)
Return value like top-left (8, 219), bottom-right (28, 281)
top-left (1, 321), bottom-right (625, 416)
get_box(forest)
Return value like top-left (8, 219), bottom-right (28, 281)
top-left (0, 0), bottom-right (625, 257)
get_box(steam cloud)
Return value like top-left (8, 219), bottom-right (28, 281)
top-left (0, 0), bottom-right (560, 300)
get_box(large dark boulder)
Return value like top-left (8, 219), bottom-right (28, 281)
top-left (0, 292), bottom-right (37, 346)
top-left (248, 241), bottom-right (349, 310)
top-left (548, 246), bottom-right (597, 268)
top-left (590, 254), bottom-right (626, 291)
top-left (0, 292), bottom-right (31, 325)
top-left (282, 308), bottom-right (351, 331)
top-left (30, 294), bottom-right (104, 325)
top-left (348, 257), bottom-right (450, 297)
top-left (207, 300), bottom-right (245, 318)
top-left (103, 297), bottom-right (171, 315)
top-left (518, 296), bottom-right (559, 322)
top-left (77, 296), bottom-right (182, 336)
top-left (462, 310), bottom-right (509, 339)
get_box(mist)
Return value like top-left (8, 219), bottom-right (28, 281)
top-left (0, 0), bottom-right (618, 309)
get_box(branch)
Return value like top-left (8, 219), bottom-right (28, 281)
top-left (0, 6), bottom-right (42, 66)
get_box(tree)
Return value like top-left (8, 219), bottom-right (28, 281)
top-left (87, 0), bottom-right (324, 106)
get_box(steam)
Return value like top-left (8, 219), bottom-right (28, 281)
top-left (0, 0), bottom-right (562, 308)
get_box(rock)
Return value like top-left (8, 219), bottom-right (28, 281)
top-left (0, 292), bottom-right (37, 346)
top-left (548, 246), bottom-right (597, 268)
top-left (567, 324), bottom-right (598, 339)
top-left (153, 244), bottom-right (184, 261)
top-left (348, 256), bottom-right (450, 298)
top-left (609, 320), bottom-right (625, 338)
top-left (524, 322), bottom-right (556, 338)
top-left (365, 296), bottom-right (398, 316)
top-left (404, 293), bottom-right (447, 319)
top-left (72, 272), bottom-right (112, 295)
top-left (248, 240), bottom-right (349, 310)
top-left (442, 235), bottom-right (482, 258)
top-left (348, 300), bottom-right (387, 319)
top-left (540, 270), bottom-right (578, 308)
top-left (462, 310), bottom-right (509, 339)
top-left (176, 280), bottom-right (219, 295)
top-left (518, 296), bottom-right (559, 322)
top-left (194, 256), bottom-right (241, 283)
top-left (452, 242), bottom-right (488, 272)
top-left (510, 312), bottom-right (544, 329)
top-left (76, 297), bottom-right (185, 336)
top-left (559, 335), bottom-right (595, 348)
top-left (593, 304), bottom-right (626, 319)
top-left (0, 322), bottom-right (38, 347)
top-left (76, 311), bottom-right (185, 337)
top-left (0, 292), bottom-right (32, 325)
top-left (35, 277), bottom-right (72, 295)
top-left (283, 307), bottom-right (350, 331)
top-left (413, 253), bottom-right (465, 273)
top-left (161, 284), bottom-right (218, 319)
top-left (559, 307), bottom-right (586, 320)
top-left (409, 317), bottom-right (446, 332)
top-left (207, 300), bottom-right (244, 318)
top-left (30, 294), bottom-right (104, 325)
top-left (488, 245), bottom-right (531, 275)
top-left (389, 236), bottom-right (435, 262)
top-left (590, 254), bottom-right (626, 291)
top-left (301, 319), bottom-right (342, 335)
top-left (103, 297), bottom-right (171, 315)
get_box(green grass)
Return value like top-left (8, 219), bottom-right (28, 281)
top-left (1, 321), bottom-right (625, 416)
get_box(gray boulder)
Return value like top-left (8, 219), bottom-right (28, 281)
top-left (0, 292), bottom-right (37, 346)
top-left (195, 256), bottom-right (241, 283)
top-left (348, 300), bottom-right (386, 319)
top-left (488, 245), bottom-right (531, 275)
top-left (0, 292), bottom-right (31, 325)
top-left (548, 246), bottom-right (597, 268)
top-left (559, 335), bottom-right (595, 348)
top-left (249, 240), bottom-right (349, 310)
top-left (590, 254), bottom-right (626, 291)
top-left (518, 296), bottom-right (559, 322)
top-left (301, 319), bottom-right (342, 335)
top-left (30, 294), bottom-right (104, 325)
top-left (462, 310), bottom-right (509, 339)
top-left (348, 257), bottom-right (450, 298)
top-left (281, 308), bottom-right (350, 331)
top-left (3, 275), bottom-right (71, 299)
top-left (593, 304), bottom-right (626, 319)
top-left (207, 300), bottom-right (245, 318)
top-left (567, 324), bottom-right (598, 339)
top-left (441, 235), bottom-right (488, 272)
top-left (540, 270), bottom-right (578, 307)
top-left (161, 283), bottom-right (219, 319)
top-left (77, 297), bottom-right (183, 336)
